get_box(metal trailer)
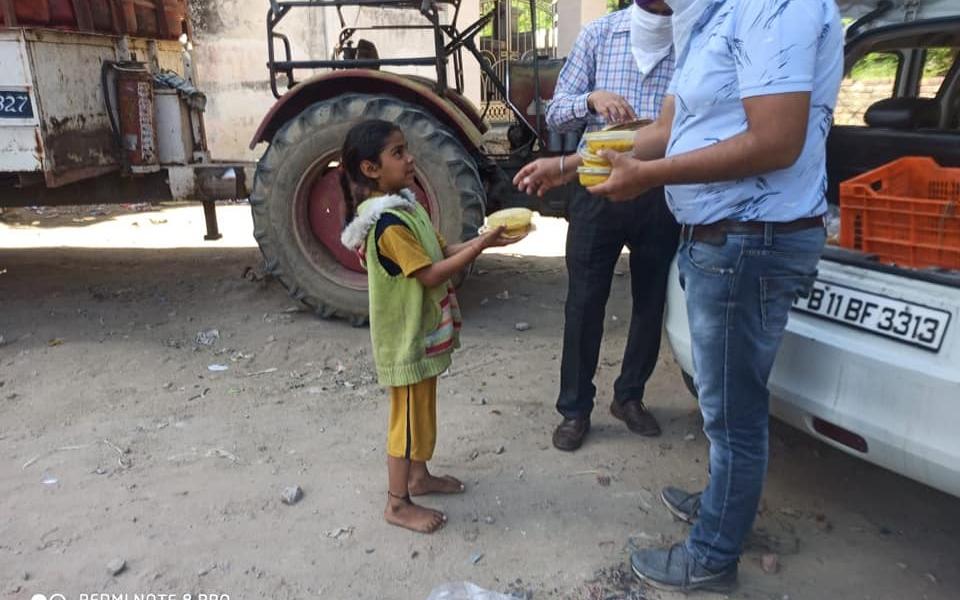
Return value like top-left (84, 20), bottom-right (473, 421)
top-left (0, 1), bottom-right (251, 240)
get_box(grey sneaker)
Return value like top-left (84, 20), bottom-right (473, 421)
top-left (630, 542), bottom-right (737, 593)
top-left (661, 486), bottom-right (701, 524)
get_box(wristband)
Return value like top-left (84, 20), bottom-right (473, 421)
top-left (560, 154), bottom-right (566, 176)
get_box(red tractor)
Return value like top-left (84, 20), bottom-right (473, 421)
top-left (249, 0), bottom-right (572, 324)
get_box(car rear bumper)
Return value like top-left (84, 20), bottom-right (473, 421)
top-left (664, 257), bottom-right (960, 498)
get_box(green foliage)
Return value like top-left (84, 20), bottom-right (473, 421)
top-left (480, 1), bottom-right (553, 35)
top-left (924, 48), bottom-right (955, 78)
top-left (515, 2), bottom-right (555, 33)
top-left (850, 48), bottom-right (956, 81)
top-left (850, 52), bottom-right (899, 80)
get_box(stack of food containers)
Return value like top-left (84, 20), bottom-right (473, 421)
top-left (576, 121), bottom-right (650, 187)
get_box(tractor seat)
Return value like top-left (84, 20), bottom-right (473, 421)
top-left (356, 39), bottom-right (380, 70)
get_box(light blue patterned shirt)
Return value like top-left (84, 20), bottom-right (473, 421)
top-left (546, 9), bottom-right (674, 133)
top-left (665, 0), bottom-right (843, 225)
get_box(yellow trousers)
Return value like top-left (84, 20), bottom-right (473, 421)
top-left (387, 377), bottom-right (437, 462)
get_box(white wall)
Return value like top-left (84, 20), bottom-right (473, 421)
top-left (556, 0), bottom-right (606, 57)
top-left (191, 0), bottom-right (482, 161)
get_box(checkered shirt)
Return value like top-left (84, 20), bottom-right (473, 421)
top-left (546, 8), bottom-right (674, 133)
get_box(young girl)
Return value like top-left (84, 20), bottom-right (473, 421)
top-left (339, 119), bottom-right (520, 534)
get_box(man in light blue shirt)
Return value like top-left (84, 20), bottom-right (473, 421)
top-left (660, 3), bottom-right (838, 225)
top-left (587, 0), bottom-right (843, 592)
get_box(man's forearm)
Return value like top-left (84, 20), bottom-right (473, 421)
top-left (631, 95), bottom-right (674, 161)
top-left (545, 92), bottom-right (591, 132)
top-left (631, 121), bottom-right (671, 161)
top-left (645, 129), bottom-right (801, 188)
top-left (588, 94), bottom-right (811, 201)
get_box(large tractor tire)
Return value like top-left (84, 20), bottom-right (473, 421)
top-left (250, 94), bottom-right (485, 325)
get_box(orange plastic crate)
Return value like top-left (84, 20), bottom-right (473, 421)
top-left (839, 156), bottom-right (960, 270)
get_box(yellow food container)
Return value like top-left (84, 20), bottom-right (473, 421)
top-left (486, 207), bottom-right (533, 236)
top-left (578, 147), bottom-right (610, 169)
top-left (582, 158), bottom-right (610, 169)
top-left (577, 166), bottom-right (611, 187)
top-left (583, 130), bottom-right (635, 154)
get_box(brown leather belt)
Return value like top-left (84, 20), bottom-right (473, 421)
top-left (681, 215), bottom-right (826, 246)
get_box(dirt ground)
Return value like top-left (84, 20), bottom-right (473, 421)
top-left (1, 203), bottom-right (958, 600)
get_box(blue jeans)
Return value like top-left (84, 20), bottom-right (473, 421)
top-left (677, 225), bottom-right (825, 571)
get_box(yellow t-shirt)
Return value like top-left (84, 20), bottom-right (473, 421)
top-left (375, 215), bottom-right (446, 277)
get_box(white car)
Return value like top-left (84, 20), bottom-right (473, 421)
top-left (665, 1), bottom-right (960, 498)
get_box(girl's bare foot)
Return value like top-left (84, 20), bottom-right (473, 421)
top-left (384, 493), bottom-right (446, 534)
top-left (408, 473), bottom-right (465, 496)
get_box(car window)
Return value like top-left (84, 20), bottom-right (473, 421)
top-left (919, 47), bottom-right (958, 98)
top-left (836, 51), bottom-right (903, 125)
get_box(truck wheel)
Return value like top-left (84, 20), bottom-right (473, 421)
top-left (249, 94), bottom-right (485, 324)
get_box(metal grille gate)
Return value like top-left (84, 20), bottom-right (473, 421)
top-left (478, 0), bottom-right (557, 121)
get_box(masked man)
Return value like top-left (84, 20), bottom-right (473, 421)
top-left (585, 0), bottom-right (844, 592)
top-left (516, 1), bottom-right (679, 452)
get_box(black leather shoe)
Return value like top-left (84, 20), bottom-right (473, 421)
top-left (610, 400), bottom-right (662, 437)
top-left (552, 416), bottom-right (591, 451)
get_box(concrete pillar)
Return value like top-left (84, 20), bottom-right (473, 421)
top-left (557, 0), bottom-right (607, 58)
top-left (457, 0), bottom-right (482, 107)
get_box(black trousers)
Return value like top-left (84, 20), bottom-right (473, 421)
top-left (556, 186), bottom-right (680, 419)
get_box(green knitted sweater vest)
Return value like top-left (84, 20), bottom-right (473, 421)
top-left (350, 192), bottom-right (458, 386)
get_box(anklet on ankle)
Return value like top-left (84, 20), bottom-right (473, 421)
top-left (387, 491), bottom-right (411, 503)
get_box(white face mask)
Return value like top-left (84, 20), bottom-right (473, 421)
top-left (629, 4), bottom-right (673, 80)
top-left (665, 0), bottom-right (711, 61)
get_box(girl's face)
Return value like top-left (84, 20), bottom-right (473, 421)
top-left (362, 130), bottom-right (416, 193)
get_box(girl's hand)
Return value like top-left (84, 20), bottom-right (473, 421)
top-left (513, 156), bottom-right (576, 197)
top-left (482, 226), bottom-right (529, 248)
top-left (477, 225), bottom-right (509, 248)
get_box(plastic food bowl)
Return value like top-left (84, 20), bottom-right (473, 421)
top-left (583, 130), bottom-right (635, 154)
top-left (578, 147), bottom-right (610, 169)
top-left (577, 166), bottom-right (611, 187)
top-left (486, 207), bottom-right (534, 237)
